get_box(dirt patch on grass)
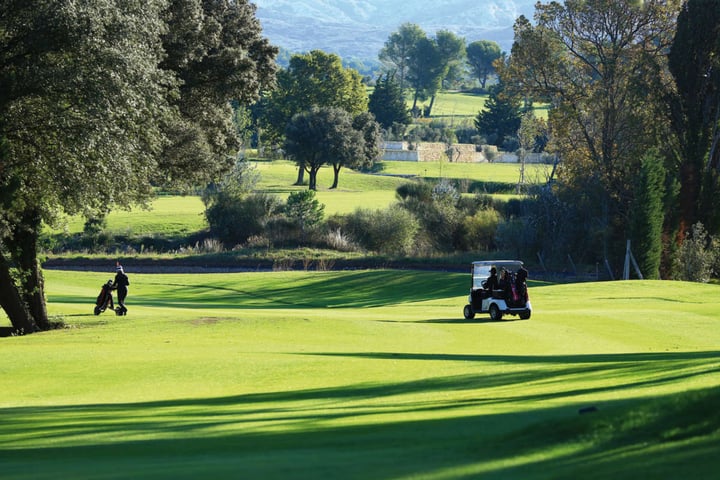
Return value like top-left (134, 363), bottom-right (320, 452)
top-left (190, 317), bottom-right (222, 326)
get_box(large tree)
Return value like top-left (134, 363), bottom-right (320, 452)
top-left (667, 0), bottom-right (720, 235)
top-left (262, 50), bottom-right (367, 184)
top-left (406, 36), bottom-right (445, 116)
top-left (284, 106), bottom-right (365, 191)
top-left (379, 23), bottom-right (426, 92)
top-left (503, 0), bottom-right (679, 260)
top-left (0, 0), bottom-right (276, 334)
top-left (466, 40), bottom-right (503, 90)
top-left (427, 30), bottom-right (466, 116)
top-left (159, 0), bottom-right (277, 188)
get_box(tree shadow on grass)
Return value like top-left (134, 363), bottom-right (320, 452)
top-left (52, 270), bottom-right (469, 310)
top-left (0, 358), bottom-right (718, 480)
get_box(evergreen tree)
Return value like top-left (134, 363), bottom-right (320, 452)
top-left (474, 83), bottom-right (521, 147)
top-left (667, 0), bottom-right (720, 235)
top-left (368, 73), bottom-right (410, 130)
top-left (630, 151), bottom-right (666, 279)
top-left (466, 40), bottom-right (503, 90)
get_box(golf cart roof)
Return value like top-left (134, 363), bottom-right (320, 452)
top-left (472, 260), bottom-right (524, 268)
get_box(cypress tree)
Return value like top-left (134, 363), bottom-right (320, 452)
top-left (630, 151), bottom-right (666, 279)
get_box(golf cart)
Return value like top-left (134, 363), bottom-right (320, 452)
top-left (463, 260), bottom-right (531, 321)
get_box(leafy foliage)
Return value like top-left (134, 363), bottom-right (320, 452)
top-left (284, 190), bottom-right (325, 242)
top-left (262, 50), bottom-right (367, 144)
top-left (368, 73), bottom-right (411, 130)
top-left (503, 0), bottom-right (678, 264)
top-left (667, 0), bottom-right (720, 234)
top-left (630, 151), bottom-right (666, 279)
top-left (674, 222), bottom-right (719, 282)
top-left (343, 206), bottom-right (419, 254)
top-left (0, 0), bottom-right (277, 332)
top-left (466, 40), bottom-right (503, 89)
top-left (474, 82), bottom-right (521, 147)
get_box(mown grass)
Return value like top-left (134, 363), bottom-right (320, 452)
top-left (1, 271), bottom-right (718, 479)
top-left (417, 90), bottom-right (550, 121)
top-left (48, 160), bottom-right (542, 238)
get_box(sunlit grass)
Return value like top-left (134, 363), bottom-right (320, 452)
top-left (0, 271), bottom-right (718, 479)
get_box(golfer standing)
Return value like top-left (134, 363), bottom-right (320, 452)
top-left (112, 263), bottom-right (130, 315)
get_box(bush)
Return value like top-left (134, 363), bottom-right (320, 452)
top-left (673, 222), bottom-right (717, 282)
top-left (205, 192), bottom-right (280, 246)
top-left (284, 190), bottom-right (324, 241)
top-left (396, 181), bottom-right (433, 202)
top-left (462, 208), bottom-right (500, 251)
top-left (344, 206), bottom-right (419, 254)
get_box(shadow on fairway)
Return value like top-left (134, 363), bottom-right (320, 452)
top-left (408, 317), bottom-right (529, 324)
top-left (1, 360), bottom-right (718, 479)
top-left (53, 270), bottom-right (469, 310)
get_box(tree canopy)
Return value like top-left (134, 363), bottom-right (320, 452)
top-left (379, 23), bottom-right (426, 92)
top-left (0, 0), bottom-right (277, 333)
top-left (283, 106), bottom-right (375, 191)
top-left (466, 40), bottom-right (503, 90)
top-left (368, 73), bottom-right (411, 131)
top-left (667, 0), bottom-right (720, 234)
top-left (503, 0), bottom-right (679, 259)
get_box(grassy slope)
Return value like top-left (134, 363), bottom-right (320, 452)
top-left (0, 270), bottom-right (718, 479)
top-left (50, 161), bottom-right (546, 237)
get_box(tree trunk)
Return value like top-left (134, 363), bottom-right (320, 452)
top-left (295, 163), bottom-right (305, 185)
top-left (0, 208), bottom-right (48, 334)
top-left (427, 95), bottom-right (436, 117)
top-left (308, 166), bottom-right (319, 190)
top-left (17, 210), bottom-right (49, 329)
top-left (411, 89), bottom-right (420, 117)
top-left (678, 159), bottom-right (701, 234)
top-left (330, 163), bottom-right (341, 189)
top-left (0, 251), bottom-right (37, 334)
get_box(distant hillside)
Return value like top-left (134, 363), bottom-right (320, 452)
top-left (253, 0), bottom-right (536, 62)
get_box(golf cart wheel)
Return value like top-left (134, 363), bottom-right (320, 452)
top-left (463, 304), bottom-right (475, 320)
top-left (489, 304), bottom-right (502, 321)
top-left (93, 306), bottom-right (101, 315)
top-left (520, 311), bottom-right (531, 320)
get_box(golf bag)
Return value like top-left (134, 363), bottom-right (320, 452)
top-left (94, 280), bottom-right (115, 315)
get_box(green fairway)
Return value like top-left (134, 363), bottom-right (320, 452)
top-left (1, 270), bottom-right (718, 479)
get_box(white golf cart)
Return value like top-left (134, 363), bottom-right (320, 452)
top-left (463, 260), bottom-right (531, 321)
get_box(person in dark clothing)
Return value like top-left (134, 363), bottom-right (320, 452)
top-left (484, 267), bottom-right (499, 292)
top-left (498, 268), bottom-right (509, 292)
top-left (111, 263), bottom-right (130, 315)
top-left (515, 267), bottom-right (528, 303)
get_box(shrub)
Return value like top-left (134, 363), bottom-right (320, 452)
top-left (344, 206), bottom-right (419, 254)
top-left (462, 208), bottom-right (500, 251)
top-left (284, 190), bottom-right (324, 243)
top-left (324, 228), bottom-right (357, 252)
top-left (396, 181), bottom-right (433, 202)
top-left (205, 192), bottom-right (281, 246)
top-left (673, 222), bottom-right (717, 282)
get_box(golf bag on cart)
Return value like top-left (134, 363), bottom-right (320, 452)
top-left (94, 280), bottom-right (115, 315)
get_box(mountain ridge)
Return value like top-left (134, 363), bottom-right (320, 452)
top-left (253, 0), bottom-right (537, 62)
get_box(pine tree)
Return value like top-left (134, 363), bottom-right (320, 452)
top-left (369, 73), bottom-right (410, 130)
top-left (474, 82), bottom-right (521, 147)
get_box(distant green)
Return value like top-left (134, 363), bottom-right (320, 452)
top-left (48, 161), bottom-right (544, 238)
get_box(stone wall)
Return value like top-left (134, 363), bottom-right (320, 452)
top-left (381, 141), bottom-right (486, 163)
top-left (380, 141), bottom-right (555, 164)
